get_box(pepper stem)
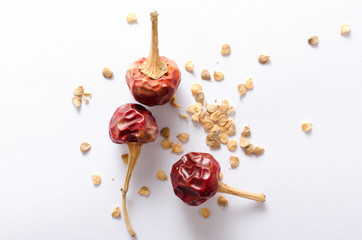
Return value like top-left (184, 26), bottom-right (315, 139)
top-left (217, 182), bottom-right (266, 202)
top-left (121, 142), bottom-right (142, 237)
top-left (140, 11), bottom-right (168, 79)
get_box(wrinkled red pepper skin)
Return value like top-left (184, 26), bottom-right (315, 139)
top-left (170, 152), bottom-right (221, 206)
top-left (109, 103), bottom-right (158, 144)
top-left (126, 57), bottom-right (181, 106)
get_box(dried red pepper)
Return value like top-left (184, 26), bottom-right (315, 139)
top-left (170, 152), bottom-right (265, 206)
top-left (126, 11), bottom-right (181, 106)
top-left (109, 103), bottom-right (158, 237)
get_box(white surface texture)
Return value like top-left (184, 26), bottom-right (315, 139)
top-left (1, 0), bottom-right (362, 239)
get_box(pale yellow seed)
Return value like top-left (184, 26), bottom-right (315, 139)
top-left (227, 140), bottom-right (237, 151)
top-left (201, 208), bottom-right (210, 218)
top-left (91, 175), bottom-right (101, 185)
top-left (194, 102), bottom-right (203, 112)
top-left (179, 113), bottom-right (189, 119)
top-left (241, 125), bottom-right (251, 137)
top-left (80, 142), bottom-right (91, 153)
top-left (187, 104), bottom-right (196, 114)
top-left (177, 133), bottom-right (189, 142)
top-left (221, 44), bottom-right (231, 56)
top-left (219, 104), bottom-right (228, 112)
top-left (218, 115), bottom-right (228, 126)
top-left (170, 96), bottom-right (181, 108)
top-left (258, 55), bottom-right (270, 64)
top-left (217, 195), bottom-right (228, 206)
top-left (121, 153), bottom-right (128, 164)
top-left (82, 95), bottom-right (89, 104)
top-left (172, 142), bottom-right (183, 153)
top-left (196, 111), bottom-right (206, 121)
top-left (201, 69), bottom-right (211, 80)
top-left (209, 124), bottom-right (220, 133)
top-left (245, 144), bottom-right (255, 154)
top-left (239, 137), bottom-right (250, 148)
top-left (245, 78), bottom-right (254, 90)
top-left (227, 125), bottom-right (236, 136)
top-left (102, 67), bottom-right (113, 78)
top-left (210, 111), bottom-right (219, 122)
top-left (340, 24), bottom-right (351, 35)
top-left (191, 113), bottom-right (199, 122)
top-left (72, 96), bottom-right (82, 108)
top-left (206, 103), bottom-right (217, 113)
top-left (213, 71), bottom-right (224, 81)
top-left (207, 131), bottom-right (219, 141)
top-left (73, 86), bottom-right (84, 96)
top-left (162, 139), bottom-right (174, 149)
top-left (254, 146), bottom-right (265, 156)
top-left (138, 186), bottom-right (150, 196)
top-left (160, 127), bottom-right (170, 138)
top-left (238, 84), bottom-right (247, 95)
top-left (156, 170), bottom-right (167, 181)
top-left (126, 13), bottom-right (137, 23)
top-left (230, 155), bottom-right (239, 168)
top-left (195, 91), bottom-right (204, 103)
top-left (219, 171), bottom-right (223, 180)
top-left (202, 119), bottom-right (214, 130)
top-left (191, 83), bottom-right (202, 95)
top-left (209, 140), bottom-right (221, 149)
top-left (301, 122), bottom-right (312, 132)
top-left (219, 132), bottom-right (229, 144)
top-left (111, 206), bottom-right (121, 218)
top-left (185, 61), bottom-right (194, 72)
top-left (308, 35), bottom-right (319, 45)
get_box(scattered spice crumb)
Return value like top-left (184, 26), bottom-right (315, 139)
top-left (177, 133), bottom-right (189, 142)
top-left (201, 69), bottom-right (211, 80)
top-left (170, 96), bottom-right (181, 108)
top-left (156, 170), bottom-right (167, 181)
top-left (340, 24), bottom-right (351, 35)
top-left (80, 142), bottom-right (91, 153)
top-left (217, 195), bottom-right (228, 207)
top-left (126, 13), bottom-right (137, 23)
top-left (213, 71), bottom-right (224, 81)
top-left (238, 84), bottom-right (246, 95)
top-left (91, 175), bottom-right (101, 185)
top-left (172, 142), bottom-right (183, 153)
top-left (72, 96), bottom-right (82, 108)
top-left (160, 127), bottom-right (170, 138)
top-left (200, 208), bottom-right (210, 218)
top-left (121, 153), bottom-right (129, 164)
top-left (239, 137), bottom-right (250, 148)
top-left (221, 44), bottom-right (231, 56)
top-left (111, 206), bottom-right (121, 218)
top-left (185, 61), bottom-right (194, 72)
top-left (102, 67), bottom-right (113, 78)
top-left (258, 54), bottom-right (270, 64)
top-left (241, 125), bottom-right (251, 137)
top-left (227, 140), bottom-right (237, 151)
top-left (301, 122), bottom-right (312, 132)
top-left (254, 146), bottom-right (265, 156)
top-left (245, 78), bottom-right (254, 90)
top-left (191, 83), bottom-right (202, 95)
top-left (308, 35), bottom-right (319, 45)
top-left (162, 139), bottom-right (174, 149)
top-left (138, 186), bottom-right (150, 196)
top-left (179, 113), bottom-right (189, 119)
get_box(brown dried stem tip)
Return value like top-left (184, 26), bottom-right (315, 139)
top-left (217, 182), bottom-right (265, 202)
top-left (121, 142), bottom-right (142, 237)
top-left (140, 11), bottom-right (168, 79)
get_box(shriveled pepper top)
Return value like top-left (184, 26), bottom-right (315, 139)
top-left (109, 103), bottom-right (158, 144)
top-left (170, 152), bottom-right (221, 206)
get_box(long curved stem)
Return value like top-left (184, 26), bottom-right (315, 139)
top-left (217, 182), bottom-right (266, 202)
top-left (140, 11), bottom-right (168, 79)
top-left (121, 142), bottom-right (142, 237)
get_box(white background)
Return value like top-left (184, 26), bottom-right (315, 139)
top-left (1, 0), bottom-right (362, 239)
